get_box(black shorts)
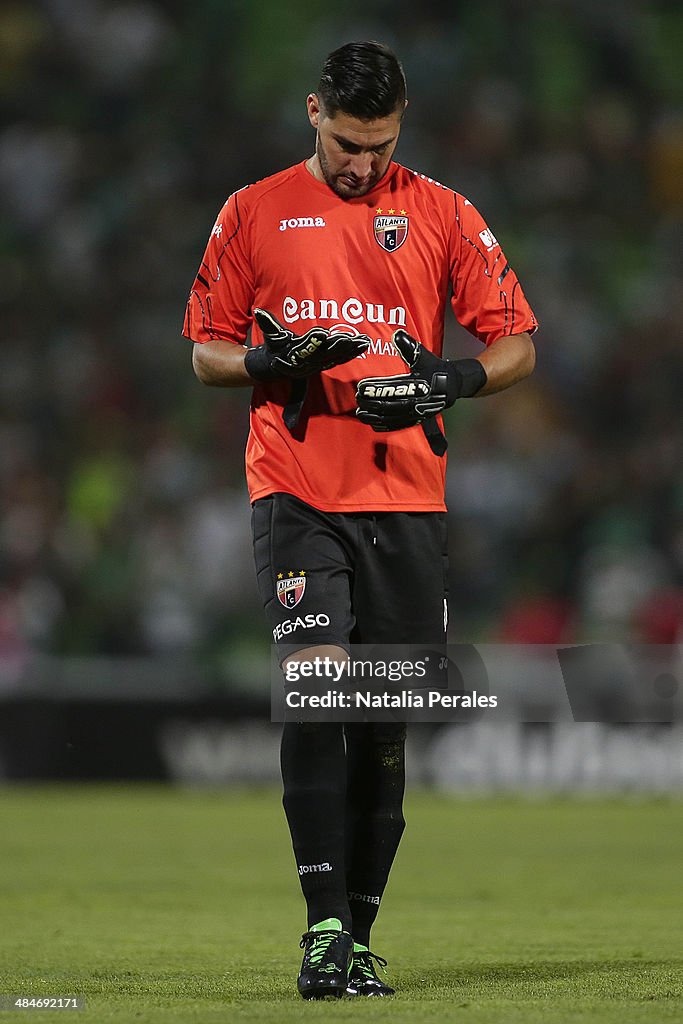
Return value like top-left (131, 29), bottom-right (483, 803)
top-left (252, 492), bottom-right (448, 656)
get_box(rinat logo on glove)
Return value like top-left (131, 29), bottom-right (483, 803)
top-left (289, 333), bottom-right (325, 366)
top-left (245, 308), bottom-right (370, 382)
top-left (355, 328), bottom-right (487, 439)
top-left (359, 379), bottom-right (430, 399)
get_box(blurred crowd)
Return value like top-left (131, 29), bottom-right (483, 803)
top-left (0, 0), bottom-right (681, 683)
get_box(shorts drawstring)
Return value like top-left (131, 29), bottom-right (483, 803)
top-left (371, 514), bottom-right (377, 546)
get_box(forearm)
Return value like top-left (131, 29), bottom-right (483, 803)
top-left (192, 338), bottom-right (254, 387)
top-left (474, 332), bottom-right (535, 395)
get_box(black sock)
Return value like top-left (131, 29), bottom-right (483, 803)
top-left (344, 722), bottom-right (406, 947)
top-left (280, 721), bottom-right (351, 932)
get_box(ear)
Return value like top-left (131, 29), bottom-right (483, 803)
top-left (307, 93), bottom-right (321, 129)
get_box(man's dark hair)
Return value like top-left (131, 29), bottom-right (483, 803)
top-left (317, 41), bottom-right (407, 121)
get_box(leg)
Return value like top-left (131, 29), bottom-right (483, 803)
top-left (282, 644), bottom-right (355, 997)
top-left (345, 512), bottom-right (448, 952)
top-left (344, 721), bottom-right (406, 946)
top-left (281, 646), bottom-right (353, 932)
top-left (252, 496), bottom-right (357, 998)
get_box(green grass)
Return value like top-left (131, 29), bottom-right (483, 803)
top-left (0, 786), bottom-right (681, 1022)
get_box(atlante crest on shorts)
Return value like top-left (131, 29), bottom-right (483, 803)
top-left (277, 571), bottom-right (306, 608)
top-left (373, 214), bottom-right (409, 252)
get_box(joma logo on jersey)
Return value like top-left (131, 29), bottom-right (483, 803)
top-left (361, 380), bottom-right (429, 399)
top-left (374, 215), bottom-right (409, 252)
top-left (277, 572), bottom-right (306, 608)
top-left (279, 216), bottom-right (326, 231)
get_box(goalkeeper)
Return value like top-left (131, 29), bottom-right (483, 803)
top-left (183, 40), bottom-right (537, 1000)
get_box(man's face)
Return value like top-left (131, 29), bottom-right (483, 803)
top-left (307, 94), bottom-right (404, 199)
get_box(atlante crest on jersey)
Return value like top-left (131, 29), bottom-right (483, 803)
top-left (373, 215), bottom-right (409, 252)
top-left (277, 572), bottom-right (306, 608)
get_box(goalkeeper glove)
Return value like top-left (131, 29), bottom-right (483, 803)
top-left (245, 308), bottom-right (370, 382)
top-left (355, 329), bottom-right (487, 432)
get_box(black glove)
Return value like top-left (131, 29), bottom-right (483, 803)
top-left (245, 308), bottom-right (370, 382)
top-left (355, 329), bottom-right (487, 432)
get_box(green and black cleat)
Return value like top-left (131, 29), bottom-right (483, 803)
top-left (297, 918), bottom-right (354, 1000)
top-left (345, 945), bottom-right (395, 997)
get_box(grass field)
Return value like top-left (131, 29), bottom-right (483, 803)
top-left (0, 786), bottom-right (681, 1023)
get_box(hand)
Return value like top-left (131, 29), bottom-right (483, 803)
top-left (355, 329), bottom-right (487, 432)
top-left (245, 309), bottom-right (370, 381)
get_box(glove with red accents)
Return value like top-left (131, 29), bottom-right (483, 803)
top-left (355, 329), bottom-right (487, 432)
top-left (245, 308), bottom-right (370, 381)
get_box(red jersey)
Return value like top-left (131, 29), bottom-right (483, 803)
top-left (183, 160), bottom-right (538, 512)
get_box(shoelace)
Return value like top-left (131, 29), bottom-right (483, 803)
top-left (299, 929), bottom-right (341, 968)
top-left (354, 949), bottom-right (388, 980)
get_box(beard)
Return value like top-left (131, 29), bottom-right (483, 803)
top-left (316, 136), bottom-right (378, 199)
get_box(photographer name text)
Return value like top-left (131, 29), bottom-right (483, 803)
top-left (285, 690), bottom-right (498, 709)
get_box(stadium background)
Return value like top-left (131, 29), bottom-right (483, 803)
top-left (0, 0), bottom-right (681, 787)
